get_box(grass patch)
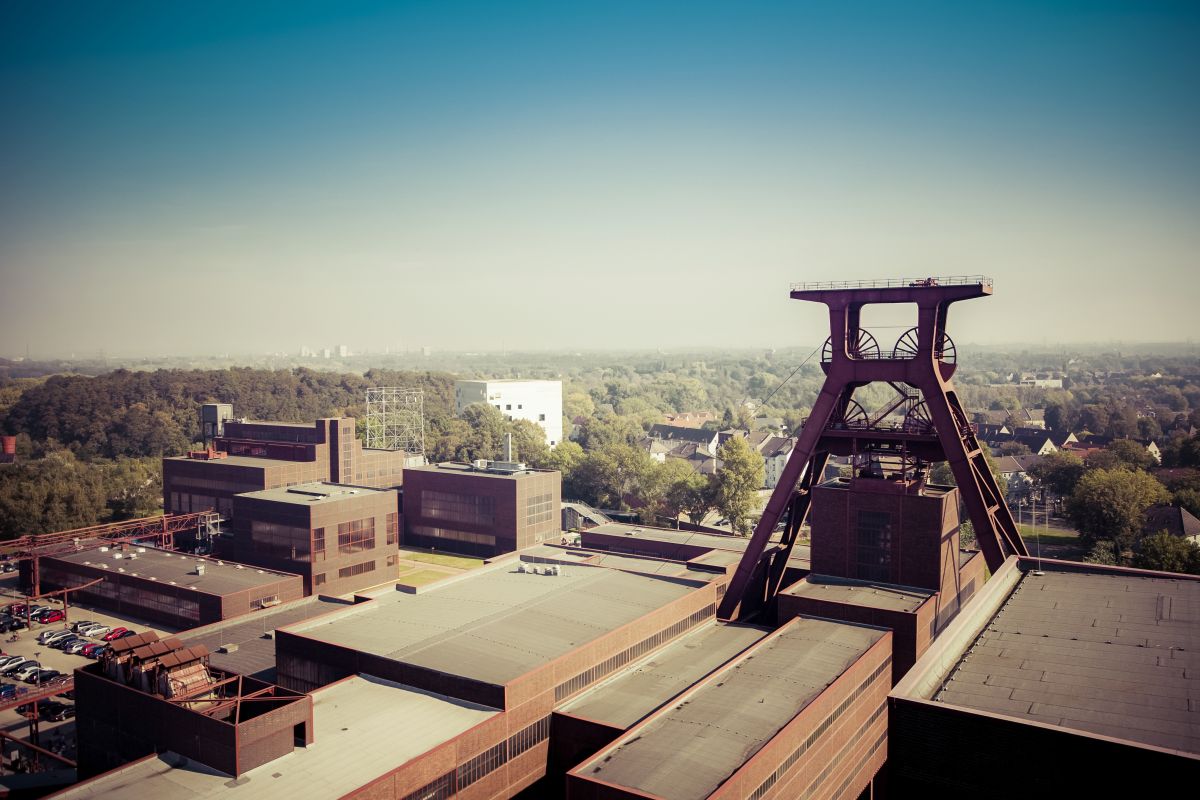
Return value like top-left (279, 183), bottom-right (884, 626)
top-left (1018, 525), bottom-right (1080, 547)
top-left (398, 548), bottom-right (484, 570)
top-left (396, 569), bottom-right (451, 587)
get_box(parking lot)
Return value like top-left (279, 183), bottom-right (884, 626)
top-left (0, 574), bottom-right (181, 768)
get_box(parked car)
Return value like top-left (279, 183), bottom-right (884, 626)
top-left (0, 658), bottom-right (27, 675)
top-left (40, 630), bottom-right (73, 646)
top-left (87, 646), bottom-right (109, 660)
top-left (5, 604), bottom-right (26, 615)
top-left (53, 637), bottom-right (86, 651)
top-left (12, 663), bottom-right (41, 681)
top-left (80, 643), bottom-right (104, 657)
top-left (116, 629), bottom-right (138, 639)
top-left (57, 689), bottom-right (75, 700)
top-left (31, 669), bottom-right (60, 685)
top-left (0, 562), bottom-right (15, 573)
top-left (0, 683), bottom-right (17, 699)
top-left (0, 655), bottom-right (23, 669)
top-left (64, 639), bottom-right (92, 655)
top-left (82, 624), bottom-right (111, 638)
top-left (7, 619), bottom-right (26, 631)
top-left (29, 605), bottom-right (50, 616)
top-left (39, 610), bottom-right (65, 624)
top-left (70, 620), bottom-right (98, 633)
top-left (46, 674), bottom-right (71, 687)
top-left (102, 627), bottom-right (129, 641)
top-left (48, 705), bottom-right (75, 722)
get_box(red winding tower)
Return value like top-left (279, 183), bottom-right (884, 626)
top-left (718, 276), bottom-right (1028, 621)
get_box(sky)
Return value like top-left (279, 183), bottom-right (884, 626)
top-left (1, 1), bottom-right (1198, 357)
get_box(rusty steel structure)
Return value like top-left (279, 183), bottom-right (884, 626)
top-left (0, 511), bottom-right (221, 597)
top-left (718, 276), bottom-right (1027, 621)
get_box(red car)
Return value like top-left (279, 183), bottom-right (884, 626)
top-left (102, 627), bottom-right (128, 641)
top-left (39, 610), bottom-right (64, 624)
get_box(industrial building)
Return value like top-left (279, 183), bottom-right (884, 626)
top-left (455, 379), bottom-right (563, 447)
top-left (232, 482), bottom-right (400, 596)
top-left (401, 460), bottom-right (561, 557)
top-left (163, 411), bottom-right (419, 519)
top-left (37, 278), bottom-right (1200, 798)
top-left (32, 546), bottom-right (304, 628)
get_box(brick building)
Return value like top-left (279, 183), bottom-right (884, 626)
top-left (232, 482), bottom-right (400, 597)
top-left (401, 462), bottom-right (561, 557)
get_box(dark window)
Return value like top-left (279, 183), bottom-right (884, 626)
top-left (338, 560), bottom-right (376, 579)
top-left (337, 517), bottom-right (377, 554)
top-left (856, 510), bottom-right (892, 581)
top-left (313, 528), bottom-right (326, 561)
top-left (314, 573), bottom-right (326, 587)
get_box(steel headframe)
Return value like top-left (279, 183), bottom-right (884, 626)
top-left (364, 387), bottom-right (425, 455)
top-left (717, 277), bottom-right (1028, 621)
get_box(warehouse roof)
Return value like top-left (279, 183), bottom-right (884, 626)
top-left (287, 563), bottom-right (706, 685)
top-left (186, 596), bottom-right (357, 679)
top-left (934, 568), bottom-right (1200, 754)
top-left (782, 574), bottom-right (933, 613)
top-left (578, 617), bottom-right (885, 799)
top-left (236, 482), bottom-right (394, 506)
top-left (50, 547), bottom-right (297, 596)
top-left (49, 675), bottom-right (498, 800)
top-left (163, 454), bottom-right (310, 469)
top-left (560, 621), bottom-right (769, 729)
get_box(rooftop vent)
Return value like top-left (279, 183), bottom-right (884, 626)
top-left (99, 547), bottom-right (109, 553)
top-left (113, 553), bottom-right (123, 559)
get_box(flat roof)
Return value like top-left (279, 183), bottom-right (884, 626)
top-left (578, 617), bottom-right (885, 800)
top-left (237, 482), bottom-right (395, 506)
top-left (51, 548), bottom-right (296, 596)
top-left (286, 563), bottom-right (705, 686)
top-left (935, 569), bottom-right (1200, 754)
top-left (560, 621), bottom-right (769, 729)
top-left (163, 454), bottom-right (311, 469)
top-left (782, 574), bottom-right (933, 613)
top-left (585, 523), bottom-right (810, 568)
top-left (185, 596), bottom-right (357, 679)
top-left (50, 675), bottom-right (498, 799)
top-left (407, 461), bottom-right (545, 478)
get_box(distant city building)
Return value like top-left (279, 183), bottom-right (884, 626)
top-left (455, 379), bottom-right (563, 447)
top-left (337, 344), bottom-right (350, 358)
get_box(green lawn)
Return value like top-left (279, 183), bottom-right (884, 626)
top-left (1017, 524), bottom-right (1080, 547)
top-left (396, 569), bottom-right (452, 587)
top-left (398, 548), bottom-right (485, 569)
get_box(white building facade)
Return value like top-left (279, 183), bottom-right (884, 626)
top-left (455, 379), bottom-right (564, 447)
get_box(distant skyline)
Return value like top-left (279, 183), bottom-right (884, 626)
top-left (2, 1), bottom-right (1198, 357)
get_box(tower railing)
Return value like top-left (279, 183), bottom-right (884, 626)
top-left (790, 275), bottom-right (992, 291)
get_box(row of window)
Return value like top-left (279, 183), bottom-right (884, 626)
top-left (748, 656), bottom-right (891, 800)
top-left (856, 510), bottom-right (893, 582)
top-left (554, 605), bottom-right (715, 702)
top-left (800, 721), bottom-right (887, 800)
top-left (400, 717), bottom-right (552, 800)
top-left (249, 520), bottom-right (311, 560)
top-left (410, 526), bottom-right (497, 547)
top-left (421, 489), bottom-right (496, 527)
top-left (386, 512), bottom-right (399, 545)
top-left (40, 567), bottom-right (203, 623)
top-left (338, 560), bottom-right (376, 579)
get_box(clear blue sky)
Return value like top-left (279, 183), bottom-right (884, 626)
top-left (1, 1), bottom-right (1197, 356)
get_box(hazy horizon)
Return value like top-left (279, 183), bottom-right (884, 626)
top-left (3, 2), bottom-right (1198, 358)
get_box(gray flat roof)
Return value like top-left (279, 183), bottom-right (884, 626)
top-left (579, 617), bottom-right (885, 800)
top-left (560, 621), bottom-right (769, 729)
top-left (287, 563), bottom-right (705, 685)
top-left (185, 596), bottom-right (357, 679)
top-left (408, 461), bottom-right (544, 478)
top-left (935, 569), bottom-right (1200, 754)
top-left (586, 523), bottom-right (810, 568)
top-left (237, 482), bottom-right (394, 506)
top-left (783, 574), bottom-right (933, 613)
top-left (49, 675), bottom-right (497, 799)
top-left (163, 454), bottom-right (309, 469)
top-left (51, 548), bottom-right (296, 596)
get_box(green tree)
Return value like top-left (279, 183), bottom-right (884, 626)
top-left (1067, 468), bottom-right (1169, 561)
top-left (712, 436), bottom-right (764, 535)
top-left (103, 458), bottom-right (163, 520)
top-left (506, 419), bottom-right (550, 467)
top-left (1100, 439), bottom-right (1156, 472)
top-left (1029, 451), bottom-right (1085, 496)
top-left (460, 403), bottom-right (508, 462)
top-left (1172, 488), bottom-right (1200, 519)
top-left (1133, 532), bottom-right (1200, 574)
top-left (544, 440), bottom-right (584, 477)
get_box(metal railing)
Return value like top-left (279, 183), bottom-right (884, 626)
top-left (790, 275), bottom-right (993, 292)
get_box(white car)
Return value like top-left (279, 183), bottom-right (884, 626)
top-left (82, 625), bottom-right (111, 638)
top-left (12, 663), bottom-right (41, 681)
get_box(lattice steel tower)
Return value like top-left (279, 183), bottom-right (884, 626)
top-left (717, 276), bottom-right (1027, 621)
top-left (364, 388), bottom-right (425, 455)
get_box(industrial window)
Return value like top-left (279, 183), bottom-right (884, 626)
top-left (386, 554), bottom-right (397, 568)
top-left (401, 772), bottom-right (453, 800)
top-left (313, 528), bottom-right (326, 561)
top-left (538, 413), bottom-right (546, 421)
top-left (855, 510), bottom-right (893, 582)
top-left (250, 521), bottom-right (311, 561)
top-left (457, 742), bottom-right (507, 788)
top-left (411, 526), bottom-right (496, 546)
top-left (421, 490), bottom-right (495, 527)
top-left (338, 560), bottom-right (376, 579)
top-left (507, 716), bottom-right (551, 758)
top-left (386, 512), bottom-right (399, 545)
top-left (524, 493), bottom-right (554, 527)
top-left (505, 404), bottom-right (511, 410)
top-left (314, 573), bottom-right (326, 587)
top-left (337, 517), bottom-right (376, 554)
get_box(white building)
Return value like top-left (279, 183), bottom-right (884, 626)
top-left (455, 379), bottom-right (563, 447)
